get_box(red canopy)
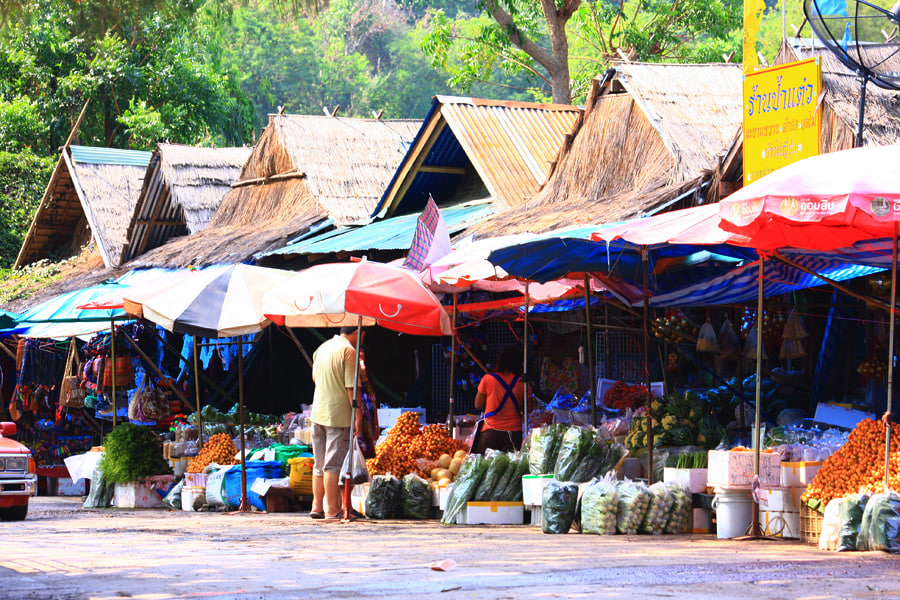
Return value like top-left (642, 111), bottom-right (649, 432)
top-left (718, 145), bottom-right (900, 251)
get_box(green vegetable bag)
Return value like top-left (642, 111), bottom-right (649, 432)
top-left (366, 474), bottom-right (401, 519)
top-left (638, 482), bottom-right (675, 534)
top-left (473, 451), bottom-right (512, 501)
top-left (441, 454), bottom-right (488, 524)
top-left (528, 424), bottom-right (564, 475)
top-left (542, 481), bottom-right (578, 534)
top-left (581, 475), bottom-right (618, 534)
top-left (401, 473), bottom-right (431, 520)
top-left (615, 480), bottom-right (651, 535)
top-left (836, 493), bottom-right (869, 552)
top-left (857, 491), bottom-right (900, 552)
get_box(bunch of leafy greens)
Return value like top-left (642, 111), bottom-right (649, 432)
top-left (98, 423), bottom-right (172, 484)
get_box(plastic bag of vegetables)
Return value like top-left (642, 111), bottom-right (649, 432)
top-left (474, 451), bottom-right (512, 501)
top-left (441, 454), bottom-right (488, 524)
top-left (663, 482), bottom-right (692, 534)
top-left (491, 452), bottom-right (522, 501)
top-left (366, 474), bottom-right (401, 519)
top-left (638, 482), bottom-right (675, 534)
top-left (401, 473), bottom-right (432, 520)
top-left (857, 491), bottom-right (900, 552)
top-left (554, 426), bottom-right (594, 481)
top-left (836, 493), bottom-right (870, 551)
top-left (528, 424), bottom-right (564, 475)
top-left (498, 452), bottom-right (530, 501)
top-left (615, 480), bottom-right (651, 534)
top-left (542, 481), bottom-right (578, 534)
top-left (580, 475), bottom-right (618, 534)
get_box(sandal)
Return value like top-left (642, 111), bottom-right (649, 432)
top-left (323, 514), bottom-right (342, 522)
top-left (309, 511), bottom-right (325, 520)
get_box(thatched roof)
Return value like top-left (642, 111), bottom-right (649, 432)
top-left (464, 63), bottom-right (743, 238)
top-left (780, 41), bottom-right (900, 149)
top-left (15, 146), bottom-right (152, 269)
top-left (128, 114), bottom-right (421, 268)
top-left (375, 96), bottom-right (582, 218)
top-left (122, 143), bottom-right (251, 262)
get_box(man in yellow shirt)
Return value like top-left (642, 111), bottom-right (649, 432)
top-left (310, 327), bottom-right (364, 521)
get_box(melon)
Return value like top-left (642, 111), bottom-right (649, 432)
top-left (431, 467), bottom-right (442, 481)
top-left (449, 458), bottom-right (463, 475)
top-left (453, 450), bottom-right (467, 460)
top-left (438, 454), bottom-right (452, 468)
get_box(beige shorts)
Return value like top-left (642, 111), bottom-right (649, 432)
top-left (311, 423), bottom-right (350, 476)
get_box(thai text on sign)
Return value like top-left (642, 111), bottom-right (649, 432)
top-left (743, 58), bottom-right (821, 185)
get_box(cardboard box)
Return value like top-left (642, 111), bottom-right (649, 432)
top-left (758, 486), bottom-right (804, 512)
top-left (521, 475), bottom-right (554, 505)
top-left (456, 501), bottom-right (524, 525)
top-left (813, 403), bottom-right (874, 429)
top-left (781, 461), bottom-right (823, 487)
top-left (663, 468), bottom-right (709, 494)
top-left (114, 481), bottom-right (166, 509)
top-left (690, 507), bottom-right (711, 533)
top-left (762, 510), bottom-right (800, 538)
top-left (707, 450), bottom-right (781, 488)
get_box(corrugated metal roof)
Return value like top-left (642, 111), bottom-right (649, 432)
top-left (375, 97), bottom-right (582, 218)
top-left (70, 145), bottom-right (153, 167)
top-left (265, 202), bottom-right (494, 257)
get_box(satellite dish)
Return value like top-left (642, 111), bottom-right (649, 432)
top-left (804, 0), bottom-right (900, 143)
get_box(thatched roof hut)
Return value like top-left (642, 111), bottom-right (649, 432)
top-left (374, 96), bottom-right (582, 219)
top-left (779, 41), bottom-right (900, 149)
top-left (15, 146), bottom-right (152, 269)
top-left (122, 144), bottom-right (252, 262)
top-left (129, 114), bottom-right (421, 268)
top-left (464, 63), bottom-right (744, 237)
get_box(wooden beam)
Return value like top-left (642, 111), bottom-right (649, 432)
top-left (418, 165), bottom-right (466, 175)
top-left (134, 218), bottom-right (183, 227)
top-left (231, 170), bottom-right (306, 188)
top-left (134, 159), bottom-right (170, 258)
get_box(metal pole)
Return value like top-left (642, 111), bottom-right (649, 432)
top-left (343, 316), bottom-right (363, 521)
top-left (523, 282), bottom-right (530, 440)
top-left (643, 249), bottom-right (654, 485)
top-left (584, 274), bottom-right (596, 427)
top-left (856, 73), bottom-right (868, 148)
top-left (448, 294), bottom-right (458, 438)
top-left (885, 224), bottom-right (897, 492)
top-left (110, 317), bottom-right (117, 428)
top-left (193, 336), bottom-right (203, 450)
top-left (752, 255), bottom-right (765, 536)
top-left (238, 336), bottom-right (249, 513)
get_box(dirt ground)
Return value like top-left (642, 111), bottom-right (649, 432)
top-left (1, 497), bottom-right (899, 600)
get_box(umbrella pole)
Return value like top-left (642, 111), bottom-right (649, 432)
top-left (193, 336), bottom-right (203, 450)
top-left (110, 316), bottom-right (117, 428)
top-left (523, 282), bottom-right (530, 441)
top-left (344, 316), bottom-right (363, 522)
top-left (752, 255), bottom-right (765, 537)
top-left (449, 294), bottom-right (458, 439)
top-left (238, 336), bottom-right (249, 513)
top-left (643, 249), bottom-right (654, 486)
top-left (584, 274), bottom-right (596, 428)
top-left (886, 225), bottom-right (897, 492)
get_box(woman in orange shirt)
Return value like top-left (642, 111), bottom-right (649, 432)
top-left (472, 346), bottom-right (528, 453)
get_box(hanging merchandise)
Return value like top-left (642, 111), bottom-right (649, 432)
top-left (696, 317), bottom-right (719, 353)
top-left (780, 308), bottom-right (808, 360)
top-left (718, 317), bottom-right (741, 361)
top-left (743, 319), bottom-right (769, 361)
top-left (59, 339), bottom-right (85, 409)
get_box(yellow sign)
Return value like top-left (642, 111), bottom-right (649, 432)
top-left (743, 58), bottom-right (821, 185)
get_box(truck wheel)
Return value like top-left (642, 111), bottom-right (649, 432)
top-left (0, 504), bottom-right (28, 521)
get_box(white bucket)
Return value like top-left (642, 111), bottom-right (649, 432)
top-left (712, 487), bottom-right (753, 538)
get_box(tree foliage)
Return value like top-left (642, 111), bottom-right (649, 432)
top-left (0, 150), bottom-right (53, 268)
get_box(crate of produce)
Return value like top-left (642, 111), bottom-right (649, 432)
top-left (800, 503), bottom-right (823, 545)
top-left (288, 456), bottom-right (314, 497)
top-left (184, 472), bottom-right (207, 488)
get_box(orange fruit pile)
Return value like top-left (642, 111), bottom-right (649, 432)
top-left (366, 412), bottom-right (467, 478)
top-left (186, 433), bottom-right (238, 473)
top-left (802, 418), bottom-right (900, 506)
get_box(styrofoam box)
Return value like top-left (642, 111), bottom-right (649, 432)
top-left (758, 486), bottom-right (804, 512)
top-left (781, 461), bottom-right (823, 487)
top-left (762, 510), bottom-right (800, 538)
top-left (456, 501), bottom-right (524, 525)
top-left (181, 486), bottom-right (205, 511)
top-left (114, 482), bottom-right (165, 509)
top-left (689, 507), bottom-right (711, 533)
top-left (378, 407), bottom-right (426, 429)
top-left (525, 504), bottom-right (542, 527)
top-left (522, 475), bottom-right (554, 505)
top-left (439, 485), bottom-right (452, 512)
top-left (707, 450), bottom-right (781, 488)
top-left (56, 477), bottom-right (86, 496)
top-left (350, 483), bottom-right (370, 516)
top-left (663, 468), bottom-right (709, 494)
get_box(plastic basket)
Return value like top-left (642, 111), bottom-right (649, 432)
top-left (800, 503), bottom-right (823, 545)
top-left (288, 456), bottom-right (315, 497)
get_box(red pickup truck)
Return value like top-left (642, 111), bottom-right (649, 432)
top-left (0, 422), bottom-right (36, 521)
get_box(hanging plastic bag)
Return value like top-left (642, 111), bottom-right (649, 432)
top-left (837, 493), bottom-right (870, 551)
top-left (743, 325), bottom-right (769, 361)
top-left (542, 481), bottom-right (578, 534)
top-left (441, 454), bottom-right (488, 524)
top-left (339, 437), bottom-right (370, 486)
top-left (581, 474), bottom-right (618, 535)
top-left (696, 319), bottom-right (719, 353)
top-left (366, 474), bottom-right (401, 519)
top-left (401, 473), bottom-right (431, 520)
top-left (718, 317), bottom-right (741, 361)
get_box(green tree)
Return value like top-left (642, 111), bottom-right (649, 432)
top-left (0, 149), bottom-right (53, 267)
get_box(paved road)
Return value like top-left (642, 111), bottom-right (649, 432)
top-left (1, 497), bottom-right (899, 600)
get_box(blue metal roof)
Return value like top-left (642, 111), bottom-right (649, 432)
top-left (265, 203), bottom-right (495, 257)
top-left (70, 145), bottom-right (153, 167)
